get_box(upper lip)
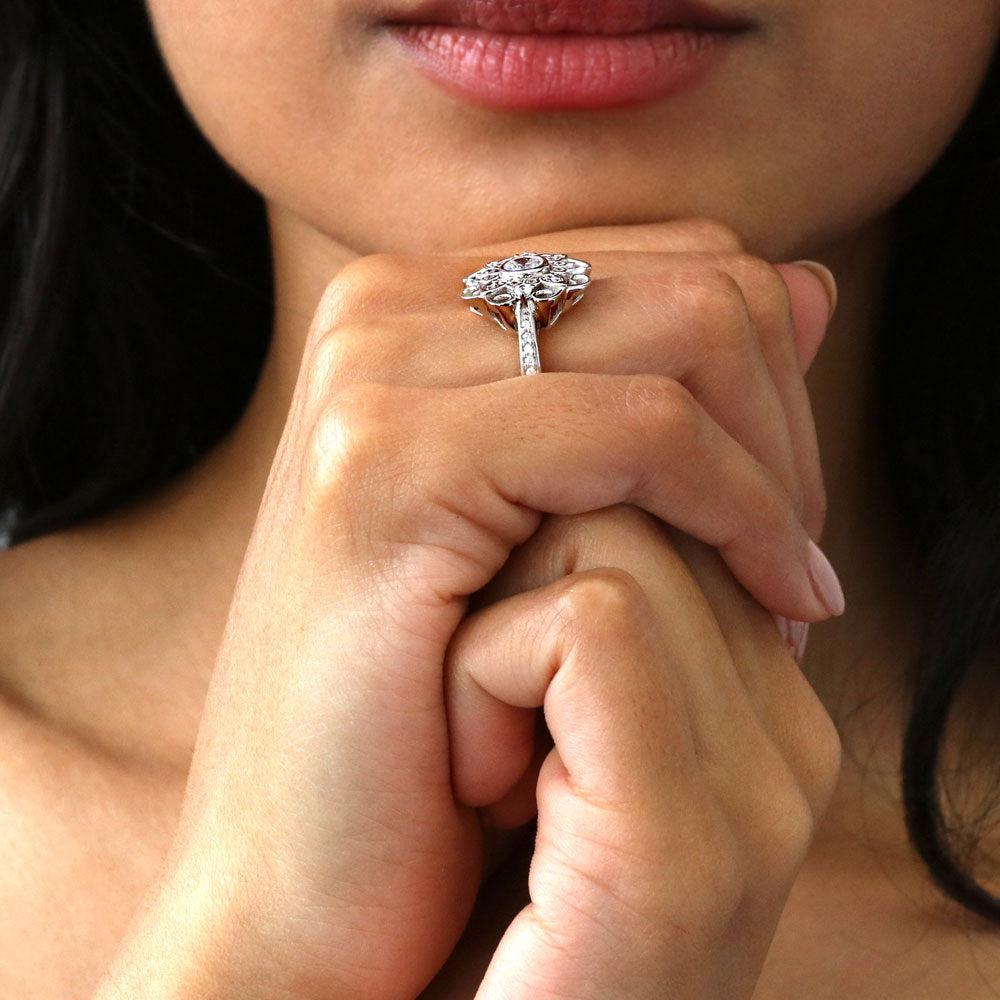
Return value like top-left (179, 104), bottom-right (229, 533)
top-left (383, 0), bottom-right (755, 35)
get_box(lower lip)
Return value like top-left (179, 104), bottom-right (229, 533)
top-left (388, 24), bottom-right (738, 111)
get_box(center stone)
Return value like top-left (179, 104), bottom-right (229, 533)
top-left (502, 254), bottom-right (545, 273)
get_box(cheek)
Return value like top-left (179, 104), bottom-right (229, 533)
top-left (144, 0), bottom-right (348, 186)
top-left (721, 2), bottom-right (1000, 254)
top-left (802, 3), bottom-right (999, 192)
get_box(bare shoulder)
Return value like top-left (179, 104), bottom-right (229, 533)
top-left (754, 841), bottom-right (1000, 1000)
top-left (0, 693), bottom-right (180, 998)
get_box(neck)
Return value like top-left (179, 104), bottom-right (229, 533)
top-left (795, 219), bottom-right (927, 856)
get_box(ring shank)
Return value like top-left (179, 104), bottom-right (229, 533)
top-left (515, 299), bottom-right (541, 376)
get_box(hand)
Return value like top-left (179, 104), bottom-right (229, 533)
top-left (95, 221), bottom-right (841, 1000)
top-left (445, 508), bottom-right (842, 999)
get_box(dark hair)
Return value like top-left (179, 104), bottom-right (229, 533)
top-left (0, 1), bottom-right (272, 541)
top-left (880, 54), bottom-right (1000, 921)
top-left (3, 0), bottom-right (1000, 924)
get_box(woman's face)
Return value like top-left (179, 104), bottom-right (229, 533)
top-left (145, 0), bottom-right (1000, 260)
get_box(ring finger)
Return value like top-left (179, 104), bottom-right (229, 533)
top-left (312, 252), bottom-right (829, 536)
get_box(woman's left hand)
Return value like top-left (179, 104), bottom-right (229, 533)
top-left (445, 503), bottom-right (842, 999)
top-left (100, 217), bottom-right (837, 1000)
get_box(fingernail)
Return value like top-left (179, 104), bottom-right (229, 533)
top-left (807, 540), bottom-right (845, 616)
top-left (792, 260), bottom-right (838, 320)
top-left (772, 614), bottom-right (810, 664)
top-left (787, 619), bottom-right (810, 665)
top-left (772, 611), bottom-right (791, 646)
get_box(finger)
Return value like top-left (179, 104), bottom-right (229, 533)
top-left (467, 504), bottom-right (750, 723)
top-left (446, 526), bottom-right (740, 811)
top-left (319, 263), bottom-right (810, 538)
top-left (549, 255), bottom-right (833, 541)
top-left (455, 373), bottom-right (842, 622)
top-left (468, 504), bottom-right (840, 818)
top-left (545, 255), bottom-right (832, 542)
top-left (445, 601), bottom-right (539, 810)
top-left (311, 214), bottom-right (744, 340)
top-left (311, 375), bottom-right (845, 625)
top-left (553, 257), bottom-right (833, 545)
top-left (446, 566), bottom-right (699, 809)
top-left (310, 246), bottom-right (725, 330)
top-left (446, 565), bottom-right (777, 1000)
top-left (316, 249), bottom-right (832, 541)
top-left (723, 257), bottom-right (833, 541)
top-left (664, 527), bottom-right (842, 819)
top-left (546, 263), bottom-right (804, 528)
top-left (775, 261), bottom-right (838, 373)
top-left (462, 506), bottom-right (781, 783)
top-left (479, 725), bottom-right (550, 832)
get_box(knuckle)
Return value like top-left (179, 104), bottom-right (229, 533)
top-left (672, 217), bottom-right (745, 253)
top-left (757, 775), bottom-right (817, 879)
top-left (656, 822), bottom-right (747, 938)
top-left (333, 252), bottom-right (413, 297)
top-left (673, 268), bottom-right (752, 352)
top-left (312, 253), bottom-right (414, 328)
top-left (301, 329), bottom-right (350, 402)
top-left (548, 813), bottom-right (748, 947)
top-left (733, 732), bottom-right (823, 891)
top-left (302, 322), bottom-right (391, 396)
top-left (555, 568), bottom-right (653, 649)
top-left (728, 253), bottom-right (789, 298)
top-left (623, 265), bottom-right (750, 362)
top-left (795, 696), bottom-right (843, 814)
top-left (728, 254), bottom-right (795, 341)
top-left (301, 382), bottom-right (399, 499)
top-left (624, 375), bottom-right (703, 461)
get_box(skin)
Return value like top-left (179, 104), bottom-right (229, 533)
top-left (1, 0), bottom-right (1000, 996)
top-left (145, 0), bottom-right (995, 261)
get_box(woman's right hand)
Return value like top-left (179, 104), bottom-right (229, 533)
top-left (95, 221), bottom-right (839, 1000)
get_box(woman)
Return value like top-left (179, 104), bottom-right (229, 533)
top-left (2, 0), bottom-right (1000, 996)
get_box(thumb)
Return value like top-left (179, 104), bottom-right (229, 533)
top-left (775, 260), bottom-right (838, 373)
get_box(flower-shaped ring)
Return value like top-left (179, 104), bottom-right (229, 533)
top-left (461, 252), bottom-right (592, 376)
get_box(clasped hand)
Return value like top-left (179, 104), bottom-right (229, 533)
top-left (120, 220), bottom-right (843, 1000)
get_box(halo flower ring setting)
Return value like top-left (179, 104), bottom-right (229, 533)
top-left (461, 252), bottom-right (592, 376)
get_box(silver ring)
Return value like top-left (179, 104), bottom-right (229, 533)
top-left (461, 252), bottom-right (592, 376)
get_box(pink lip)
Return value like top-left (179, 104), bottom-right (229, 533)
top-left (383, 0), bottom-right (753, 111)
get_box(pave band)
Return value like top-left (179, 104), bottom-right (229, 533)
top-left (461, 252), bottom-right (592, 376)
